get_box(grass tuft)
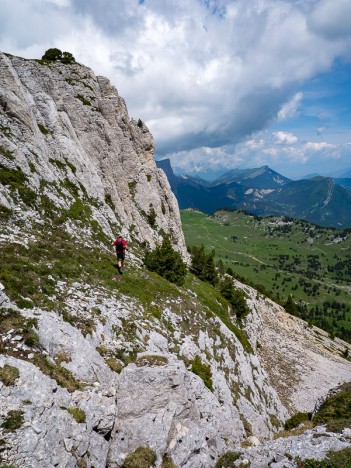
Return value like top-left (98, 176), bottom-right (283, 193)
top-left (1, 410), bottom-right (24, 432)
top-left (122, 447), bottom-right (157, 468)
top-left (0, 365), bottom-right (20, 386)
top-left (191, 355), bottom-right (213, 392)
top-left (67, 407), bottom-right (86, 423)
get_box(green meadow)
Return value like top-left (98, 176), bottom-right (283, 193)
top-left (181, 209), bottom-right (351, 343)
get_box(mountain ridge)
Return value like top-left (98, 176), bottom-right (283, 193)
top-left (157, 159), bottom-right (351, 228)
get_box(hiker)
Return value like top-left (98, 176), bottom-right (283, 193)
top-left (112, 235), bottom-right (128, 274)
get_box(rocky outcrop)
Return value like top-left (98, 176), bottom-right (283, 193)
top-left (1, 275), bottom-right (350, 467)
top-left (243, 283), bottom-right (351, 413)
top-left (0, 51), bottom-right (187, 255)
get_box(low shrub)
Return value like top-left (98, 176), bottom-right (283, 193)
top-left (1, 410), bottom-right (24, 432)
top-left (38, 123), bottom-right (50, 135)
top-left (147, 206), bottom-right (157, 228)
top-left (135, 355), bottom-right (168, 367)
top-left (296, 447), bottom-right (351, 467)
top-left (105, 358), bottom-right (123, 373)
top-left (161, 455), bottom-right (176, 468)
top-left (313, 383), bottom-right (351, 433)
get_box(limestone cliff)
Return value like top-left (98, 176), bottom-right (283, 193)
top-left (0, 53), bottom-right (351, 468)
top-left (0, 51), bottom-right (186, 255)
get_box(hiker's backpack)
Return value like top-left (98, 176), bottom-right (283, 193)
top-left (116, 239), bottom-right (124, 254)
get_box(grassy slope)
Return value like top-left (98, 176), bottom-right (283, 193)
top-left (0, 214), bottom-right (252, 355)
top-left (181, 209), bottom-right (351, 342)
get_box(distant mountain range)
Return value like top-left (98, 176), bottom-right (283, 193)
top-left (156, 159), bottom-right (351, 228)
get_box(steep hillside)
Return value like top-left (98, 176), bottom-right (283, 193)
top-left (261, 177), bottom-right (351, 228)
top-left (0, 53), bottom-right (351, 467)
top-left (335, 178), bottom-right (351, 191)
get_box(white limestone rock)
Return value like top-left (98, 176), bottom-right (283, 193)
top-left (107, 358), bottom-right (241, 467)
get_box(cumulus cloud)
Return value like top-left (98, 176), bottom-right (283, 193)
top-left (165, 130), bottom-right (351, 179)
top-left (274, 132), bottom-right (298, 145)
top-left (0, 0), bottom-right (350, 175)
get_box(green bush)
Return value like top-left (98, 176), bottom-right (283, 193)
top-left (0, 164), bottom-right (37, 206)
top-left (1, 410), bottom-right (24, 432)
top-left (191, 355), bottom-right (213, 392)
top-left (144, 237), bottom-right (187, 286)
top-left (122, 447), bottom-right (157, 468)
top-left (147, 206), bottom-right (157, 228)
top-left (61, 51), bottom-right (75, 64)
top-left (42, 48), bottom-right (62, 61)
top-left (38, 123), bottom-right (50, 135)
top-left (0, 205), bottom-right (13, 221)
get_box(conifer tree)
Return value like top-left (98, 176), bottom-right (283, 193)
top-left (144, 236), bottom-right (187, 286)
top-left (189, 245), bottom-right (217, 285)
top-left (219, 276), bottom-right (249, 320)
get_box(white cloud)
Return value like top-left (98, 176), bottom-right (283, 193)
top-left (317, 126), bottom-right (327, 135)
top-left (1, 0), bottom-right (351, 176)
top-left (274, 132), bottom-right (298, 144)
top-left (277, 92), bottom-right (303, 121)
top-left (245, 139), bottom-right (265, 150)
top-left (304, 142), bottom-right (335, 151)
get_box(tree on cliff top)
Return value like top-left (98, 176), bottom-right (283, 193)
top-left (42, 49), bottom-right (76, 64)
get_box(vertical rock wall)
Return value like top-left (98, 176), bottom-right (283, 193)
top-left (0, 52), bottom-right (187, 256)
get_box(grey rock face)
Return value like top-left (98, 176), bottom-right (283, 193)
top-left (108, 359), bottom-right (240, 467)
top-left (0, 52), bottom-right (187, 256)
top-left (0, 355), bottom-right (114, 468)
top-left (242, 283), bottom-right (351, 413)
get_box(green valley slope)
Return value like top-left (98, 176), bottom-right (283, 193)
top-left (181, 209), bottom-right (351, 343)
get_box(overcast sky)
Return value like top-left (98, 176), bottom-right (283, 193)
top-left (1, 0), bottom-right (351, 178)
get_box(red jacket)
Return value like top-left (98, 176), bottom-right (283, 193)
top-left (113, 237), bottom-right (127, 253)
